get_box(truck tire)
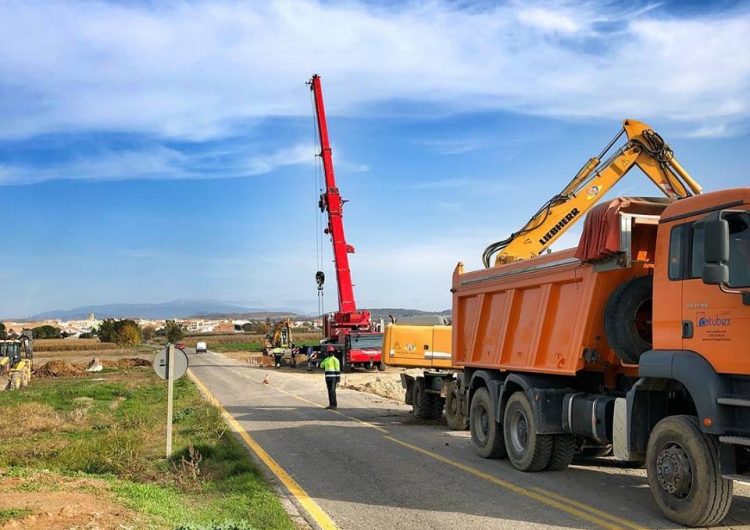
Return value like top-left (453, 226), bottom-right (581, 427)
top-left (412, 378), bottom-right (432, 420)
top-left (445, 381), bottom-right (469, 431)
top-left (470, 387), bottom-right (507, 459)
top-left (646, 415), bottom-right (732, 527)
top-left (430, 395), bottom-right (445, 421)
top-left (547, 434), bottom-right (576, 471)
top-left (377, 362), bottom-right (386, 371)
top-left (503, 392), bottom-right (553, 472)
top-left (9, 372), bottom-right (21, 391)
top-left (604, 275), bottom-right (653, 364)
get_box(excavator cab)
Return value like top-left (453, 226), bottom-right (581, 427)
top-left (0, 330), bottom-right (33, 391)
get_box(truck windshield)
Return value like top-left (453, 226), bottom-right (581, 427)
top-left (691, 211), bottom-right (750, 288)
top-left (727, 211), bottom-right (750, 288)
top-left (350, 334), bottom-right (382, 349)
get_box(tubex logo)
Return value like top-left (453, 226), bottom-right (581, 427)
top-left (697, 313), bottom-right (732, 327)
top-left (538, 208), bottom-right (580, 246)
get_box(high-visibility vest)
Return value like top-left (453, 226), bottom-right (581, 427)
top-left (320, 355), bottom-right (340, 378)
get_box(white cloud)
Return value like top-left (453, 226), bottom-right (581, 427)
top-left (0, 142), bottom-right (315, 185)
top-left (0, 0), bottom-right (747, 142)
top-left (417, 137), bottom-right (485, 155)
top-left (517, 7), bottom-right (581, 34)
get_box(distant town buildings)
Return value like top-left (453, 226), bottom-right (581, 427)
top-left (2, 315), bottom-right (320, 338)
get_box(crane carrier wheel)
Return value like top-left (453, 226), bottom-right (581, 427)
top-left (604, 275), bottom-right (653, 364)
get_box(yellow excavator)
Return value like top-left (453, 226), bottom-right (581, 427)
top-left (263, 319), bottom-right (297, 368)
top-left (0, 330), bottom-right (33, 391)
top-left (483, 119), bottom-right (702, 266)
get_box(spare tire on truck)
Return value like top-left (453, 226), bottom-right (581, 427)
top-left (604, 275), bottom-right (653, 364)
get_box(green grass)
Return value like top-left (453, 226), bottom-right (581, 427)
top-left (0, 369), bottom-right (293, 529)
top-left (0, 508), bottom-right (32, 523)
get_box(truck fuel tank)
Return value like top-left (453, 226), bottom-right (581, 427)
top-left (562, 393), bottom-right (616, 443)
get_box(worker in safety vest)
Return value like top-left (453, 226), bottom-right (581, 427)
top-left (320, 345), bottom-right (340, 409)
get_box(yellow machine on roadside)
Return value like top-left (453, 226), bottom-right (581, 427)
top-left (0, 331), bottom-right (33, 391)
top-left (263, 319), bottom-right (297, 367)
top-left (382, 318), bottom-right (465, 427)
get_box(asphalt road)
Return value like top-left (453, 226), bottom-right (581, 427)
top-left (188, 349), bottom-right (750, 530)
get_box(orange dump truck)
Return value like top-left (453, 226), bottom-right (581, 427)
top-left (452, 189), bottom-right (750, 526)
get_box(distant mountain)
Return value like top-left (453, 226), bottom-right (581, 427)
top-left (27, 301), bottom-right (304, 320)
top-left (366, 308), bottom-right (452, 320)
top-left (23, 302), bottom-right (450, 321)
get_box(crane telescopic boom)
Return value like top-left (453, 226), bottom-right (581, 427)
top-left (309, 74), bottom-right (371, 334)
top-left (483, 119), bottom-right (703, 267)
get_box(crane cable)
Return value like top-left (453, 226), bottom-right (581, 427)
top-left (309, 88), bottom-right (326, 331)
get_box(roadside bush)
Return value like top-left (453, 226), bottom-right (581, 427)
top-left (32, 325), bottom-right (62, 339)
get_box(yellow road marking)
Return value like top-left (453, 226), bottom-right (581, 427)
top-left (529, 487), bottom-right (645, 530)
top-left (188, 370), bottom-right (338, 530)
top-left (384, 436), bottom-right (629, 530)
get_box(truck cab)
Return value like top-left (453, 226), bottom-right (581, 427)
top-left (344, 331), bottom-right (383, 371)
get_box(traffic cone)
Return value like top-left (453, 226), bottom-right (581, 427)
top-left (263, 373), bottom-right (270, 385)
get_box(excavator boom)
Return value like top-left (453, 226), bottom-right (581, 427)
top-left (484, 119), bottom-right (702, 267)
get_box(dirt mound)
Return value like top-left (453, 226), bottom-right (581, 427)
top-left (101, 357), bottom-right (151, 369)
top-left (0, 471), bottom-right (139, 529)
top-left (33, 361), bottom-right (84, 378)
top-left (342, 375), bottom-right (406, 402)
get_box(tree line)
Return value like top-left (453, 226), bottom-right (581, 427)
top-left (15, 319), bottom-right (186, 345)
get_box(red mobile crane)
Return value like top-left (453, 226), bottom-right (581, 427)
top-left (309, 74), bottom-right (383, 371)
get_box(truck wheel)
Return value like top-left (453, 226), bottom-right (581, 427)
top-left (412, 378), bottom-right (432, 420)
top-left (547, 434), bottom-right (576, 471)
top-left (377, 362), bottom-right (386, 371)
top-left (646, 415), bottom-right (732, 527)
top-left (429, 395), bottom-right (445, 421)
top-left (604, 275), bottom-right (653, 364)
top-left (445, 381), bottom-right (469, 430)
top-left (9, 372), bottom-right (21, 391)
top-left (470, 387), bottom-right (507, 458)
top-left (503, 392), bottom-right (553, 472)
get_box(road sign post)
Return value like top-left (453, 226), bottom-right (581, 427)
top-left (166, 344), bottom-right (175, 458)
top-left (154, 344), bottom-right (189, 459)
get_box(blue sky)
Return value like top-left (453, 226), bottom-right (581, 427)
top-left (0, 0), bottom-right (748, 317)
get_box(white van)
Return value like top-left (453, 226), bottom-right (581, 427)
top-left (196, 341), bottom-right (208, 354)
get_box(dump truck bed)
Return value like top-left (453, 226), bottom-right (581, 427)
top-left (452, 249), bottom-right (635, 375)
top-left (452, 199), bottom-right (667, 376)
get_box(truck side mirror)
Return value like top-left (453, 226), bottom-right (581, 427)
top-left (702, 263), bottom-right (729, 285)
top-left (702, 218), bottom-right (730, 286)
top-left (704, 219), bottom-right (729, 263)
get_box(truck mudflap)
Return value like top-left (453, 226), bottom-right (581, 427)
top-left (495, 373), bottom-right (571, 434)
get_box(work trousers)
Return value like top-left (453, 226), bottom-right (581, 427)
top-left (326, 377), bottom-right (338, 408)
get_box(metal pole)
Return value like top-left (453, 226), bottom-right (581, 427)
top-left (166, 343), bottom-right (175, 458)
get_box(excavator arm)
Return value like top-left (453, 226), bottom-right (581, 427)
top-left (484, 119), bottom-right (702, 267)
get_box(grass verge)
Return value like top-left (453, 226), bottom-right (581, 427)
top-left (0, 368), bottom-right (293, 529)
